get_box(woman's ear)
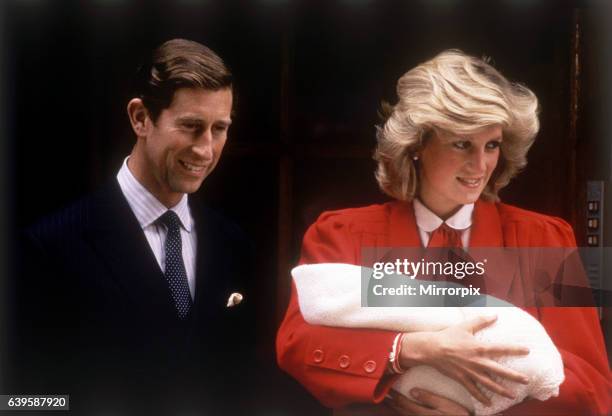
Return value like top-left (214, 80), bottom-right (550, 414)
top-left (127, 98), bottom-right (150, 138)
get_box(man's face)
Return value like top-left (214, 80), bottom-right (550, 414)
top-left (131, 87), bottom-right (232, 207)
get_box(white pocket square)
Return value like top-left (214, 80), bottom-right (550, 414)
top-left (226, 292), bottom-right (243, 307)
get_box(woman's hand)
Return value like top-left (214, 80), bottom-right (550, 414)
top-left (386, 388), bottom-right (471, 415)
top-left (399, 315), bottom-right (530, 406)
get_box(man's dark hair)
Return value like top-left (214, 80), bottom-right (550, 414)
top-left (133, 38), bottom-right (233, 122)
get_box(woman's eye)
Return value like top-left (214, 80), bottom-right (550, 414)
top-left (453, 141), bottom-right (470, 150)
top-left (486, 141), bottom-right (502, 150)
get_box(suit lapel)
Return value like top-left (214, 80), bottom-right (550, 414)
top-left (83, 182), bottom-right (177, 320)
top-left (191, 204), bottom-right (231, 327)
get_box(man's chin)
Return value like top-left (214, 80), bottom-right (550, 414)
top-left (171, 179), bottom-right (206, 195)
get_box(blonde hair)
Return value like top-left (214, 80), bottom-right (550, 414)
top-left (374, 49), bottom-right (539, 202)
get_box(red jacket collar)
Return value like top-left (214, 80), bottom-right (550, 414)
top-left (387, 199), bottom-right (513, 300)
top-left (388, 199), bottom-right (504, 247)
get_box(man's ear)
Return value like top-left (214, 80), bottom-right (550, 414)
top-left (127, 98), bottom-right (151, 138)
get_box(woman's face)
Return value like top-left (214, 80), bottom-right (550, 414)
top-left (418, 125), bottom-right (502, 219)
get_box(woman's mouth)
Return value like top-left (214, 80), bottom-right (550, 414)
top-left (456, 177), bottom-right (483, 188)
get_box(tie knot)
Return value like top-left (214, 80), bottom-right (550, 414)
top-left (438, 223), bottom-right (454, 233)
top-left (428, 223), bottom-right (463, 248)
top-left (158, 210), bottom-right (182, 231)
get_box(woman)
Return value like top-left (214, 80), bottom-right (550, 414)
top-left (276, 50), bottom-right (611, 415)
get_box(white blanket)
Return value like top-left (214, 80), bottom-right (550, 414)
top-left (293, 263), bottom-right (564, 415)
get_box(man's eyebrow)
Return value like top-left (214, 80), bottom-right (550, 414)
top-left (175, 116), bottom-right (232, 126)
top-left (216, 119), bottom-right (232, 127)
top-left (176, 116), bottom-right (204, 124)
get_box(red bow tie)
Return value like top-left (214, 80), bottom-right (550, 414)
top-left (427, 223), bottom-right (462, 248)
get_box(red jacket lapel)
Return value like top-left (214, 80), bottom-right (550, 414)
top-left (470, 199), bottom-right (504, 247)
top-left (387, 200), bottom-right (423, 247)
top-left (469, 199), bottom-right (519, 302)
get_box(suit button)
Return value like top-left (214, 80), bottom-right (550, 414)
top-left (338, 355), bottom-right (351, 369)
top-left (363, 360), bottom-right (377, 373)
top-left (312, 349), bottom-right (324, 363)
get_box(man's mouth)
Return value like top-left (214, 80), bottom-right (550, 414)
top-left (456, 177), bottom-right (483, 188)
top-left (179, 160), bottom-right (206, 173)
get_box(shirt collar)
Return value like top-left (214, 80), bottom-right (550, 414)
top-left (413, 198), bottom-right (473, 232)
top-left (116, 157), bottom-right (193, 232)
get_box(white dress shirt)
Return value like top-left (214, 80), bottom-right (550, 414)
top-left (117, 157), bottom-right (197, 300)
top-left (413, 199), bottom-right (474, 248)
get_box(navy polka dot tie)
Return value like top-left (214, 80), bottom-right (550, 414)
top-left (158, 210), bottom-right (193, 319)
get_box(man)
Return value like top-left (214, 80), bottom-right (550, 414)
top-left (11, 39), bottom-right (255, 413)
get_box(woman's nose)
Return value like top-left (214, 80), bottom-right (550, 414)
top-left (467, 148), bottom-right (488, 172)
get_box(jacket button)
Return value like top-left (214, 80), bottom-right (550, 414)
top-left (363, 360), bottom-right (377, 373)
top-left (312, 349), bottom-right (324, 363)
top-left (338, 355), bottom-right (351, 369)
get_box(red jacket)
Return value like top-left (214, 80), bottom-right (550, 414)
top-left (276, 200), bottom-right (611, 415)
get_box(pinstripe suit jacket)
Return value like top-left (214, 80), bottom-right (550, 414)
top-left (11, 180), bottom-right (255, 413)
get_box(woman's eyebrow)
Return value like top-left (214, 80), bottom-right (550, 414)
top-left (464, 134), bottom-right (503, 141)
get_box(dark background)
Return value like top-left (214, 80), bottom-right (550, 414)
top-left (2, 0), bottom-right (611, 414)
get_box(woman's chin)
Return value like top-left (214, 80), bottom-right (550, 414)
top-left (459, 191), bottom-right (482, 205)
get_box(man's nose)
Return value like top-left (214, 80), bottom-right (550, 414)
top-left (192, 130), bottom-right (213, 160)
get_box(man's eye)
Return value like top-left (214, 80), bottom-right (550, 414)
top-left (486, 141), bottom-right (502, 150)
top-left (452, 141), bottom-right (470, 150)
top-left (183, 123), bottom-right (200, 130)
top-left (213, 125), bottom-right (228, 134)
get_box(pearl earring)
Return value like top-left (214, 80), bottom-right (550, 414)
top-left (412, 155), bottom-right (419, 161)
